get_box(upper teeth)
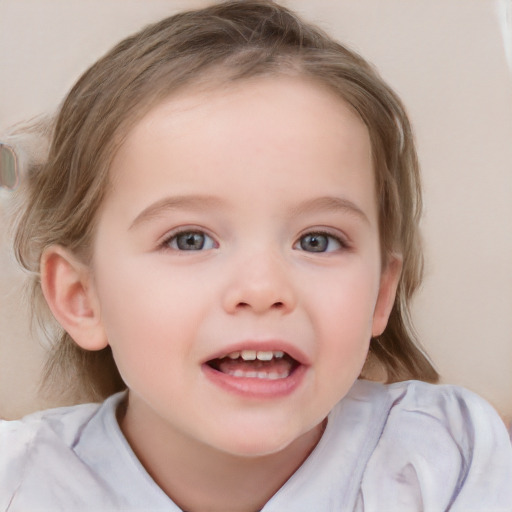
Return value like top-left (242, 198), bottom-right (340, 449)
top-left (225, 350), bottom-right (285, 361)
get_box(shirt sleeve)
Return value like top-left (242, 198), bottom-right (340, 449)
top-left (359, 382), bottom-right (512, 512)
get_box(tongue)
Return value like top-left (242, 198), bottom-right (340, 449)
top-left (215, 357), bottom-right (294, 376)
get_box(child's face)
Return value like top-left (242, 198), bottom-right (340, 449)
top-left (86, 76), bottom-right (399, 456)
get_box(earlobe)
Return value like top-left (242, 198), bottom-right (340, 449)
top-left (371, 254), bottom-right (402, 337)
top-left (41, 246), bottom-right (108, 351)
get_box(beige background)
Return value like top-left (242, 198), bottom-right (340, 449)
top-left (1, 1), bottom-right (511, 424)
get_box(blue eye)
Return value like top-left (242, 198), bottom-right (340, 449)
top-left (296, 232), bottom-right (343, 253)
top-left (165, 231), bottom-right (216, 251)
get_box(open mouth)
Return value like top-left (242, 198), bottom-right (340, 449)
top-left (207, 350), bottom-right (300, 380)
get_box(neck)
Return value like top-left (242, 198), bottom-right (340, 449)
top-left (118, 396), bottom-right (325, 512)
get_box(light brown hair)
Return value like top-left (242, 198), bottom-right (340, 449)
top-left (14, 0), bottom-right (438, 401)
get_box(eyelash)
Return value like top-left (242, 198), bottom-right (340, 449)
top-left (161, 229), bottom-right (218, 252)
top-left (293, 230), bottom-right (349, 253)
top-left (159, 228), bottom-right (350, 253)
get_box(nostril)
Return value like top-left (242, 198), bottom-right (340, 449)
top-left (235, 301), bottom-right (284, 310)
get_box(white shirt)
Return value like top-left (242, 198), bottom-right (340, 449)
top-left (1, 380), bottom-right (511, 511)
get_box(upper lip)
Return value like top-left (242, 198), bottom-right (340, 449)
top-left (203, 340), bottom-right (311, 366)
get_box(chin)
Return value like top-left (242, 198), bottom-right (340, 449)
top-left (210, 422), bottom-right (311, 459)
top-left (220, 440), bottom-right (294, 459)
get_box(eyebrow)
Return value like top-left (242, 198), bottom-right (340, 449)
top-left (129, 195), bottom-right (224, 230)
top-left (289, 196), bottom-right (370, 224)
top-left (129, 194), bottom-right (370, 230)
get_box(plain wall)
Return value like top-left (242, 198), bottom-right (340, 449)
top-left (1, 0), bottom-right (511, 423)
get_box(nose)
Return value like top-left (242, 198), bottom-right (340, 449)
top-left (222, 250), bottom-right (297, 315)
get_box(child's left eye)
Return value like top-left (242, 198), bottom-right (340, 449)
top-left (294, 232), bottom-right (345, 253)
top-left (164, 230), bottom-right (216, 251)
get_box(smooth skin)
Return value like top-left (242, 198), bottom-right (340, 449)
top-left (41, 76), bottom-right (401, 512)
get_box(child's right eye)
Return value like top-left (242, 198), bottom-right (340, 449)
top-left (163, 230), bottom-right (217, 251)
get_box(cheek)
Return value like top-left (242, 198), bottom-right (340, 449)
top-left (92, 258), bottom-right (204, 362)
top-left (303, 262), bottom-right (380, 372)
top-left (94, 258), bottom-right (223, 353)
top-left (96, 253), bottom-right (206, 320)
top-left (308, 262), bottom-right (380, 333)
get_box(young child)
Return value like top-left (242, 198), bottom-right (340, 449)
top-left (1, 1), bottom-right (511, 511)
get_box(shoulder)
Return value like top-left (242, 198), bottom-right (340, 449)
top-left (0, 392), bottom-right (175, 511)
top-left (358, 380), bottom-right (512, 511)
top-left (0, 401), bottom-right (103, 460)
top-left (383, 379), bottom-right (506, 438)
top-left (0, 400), bottom-right (102, 458)
top-left (1, 400), bottom-right (102, 437)
top-left (0, 400), bottom-right (106, 510)
top-left (350, 379), bottom-right (507, 440)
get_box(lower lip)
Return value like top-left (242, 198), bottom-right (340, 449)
top-left (202, 364), bottom-right (307, 399)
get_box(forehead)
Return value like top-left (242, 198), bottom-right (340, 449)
top-left (107, 75), bottom-right (376, 219)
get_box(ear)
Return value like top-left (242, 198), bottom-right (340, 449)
top-left (371, 254), bottom-right (402, 337)
top-left (40, 246), bottom-right (108, 351)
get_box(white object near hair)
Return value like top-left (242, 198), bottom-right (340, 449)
top-left (496, 0), bottom-right (512, 76)
top-left (0, 143), bottom-right (18, 190)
